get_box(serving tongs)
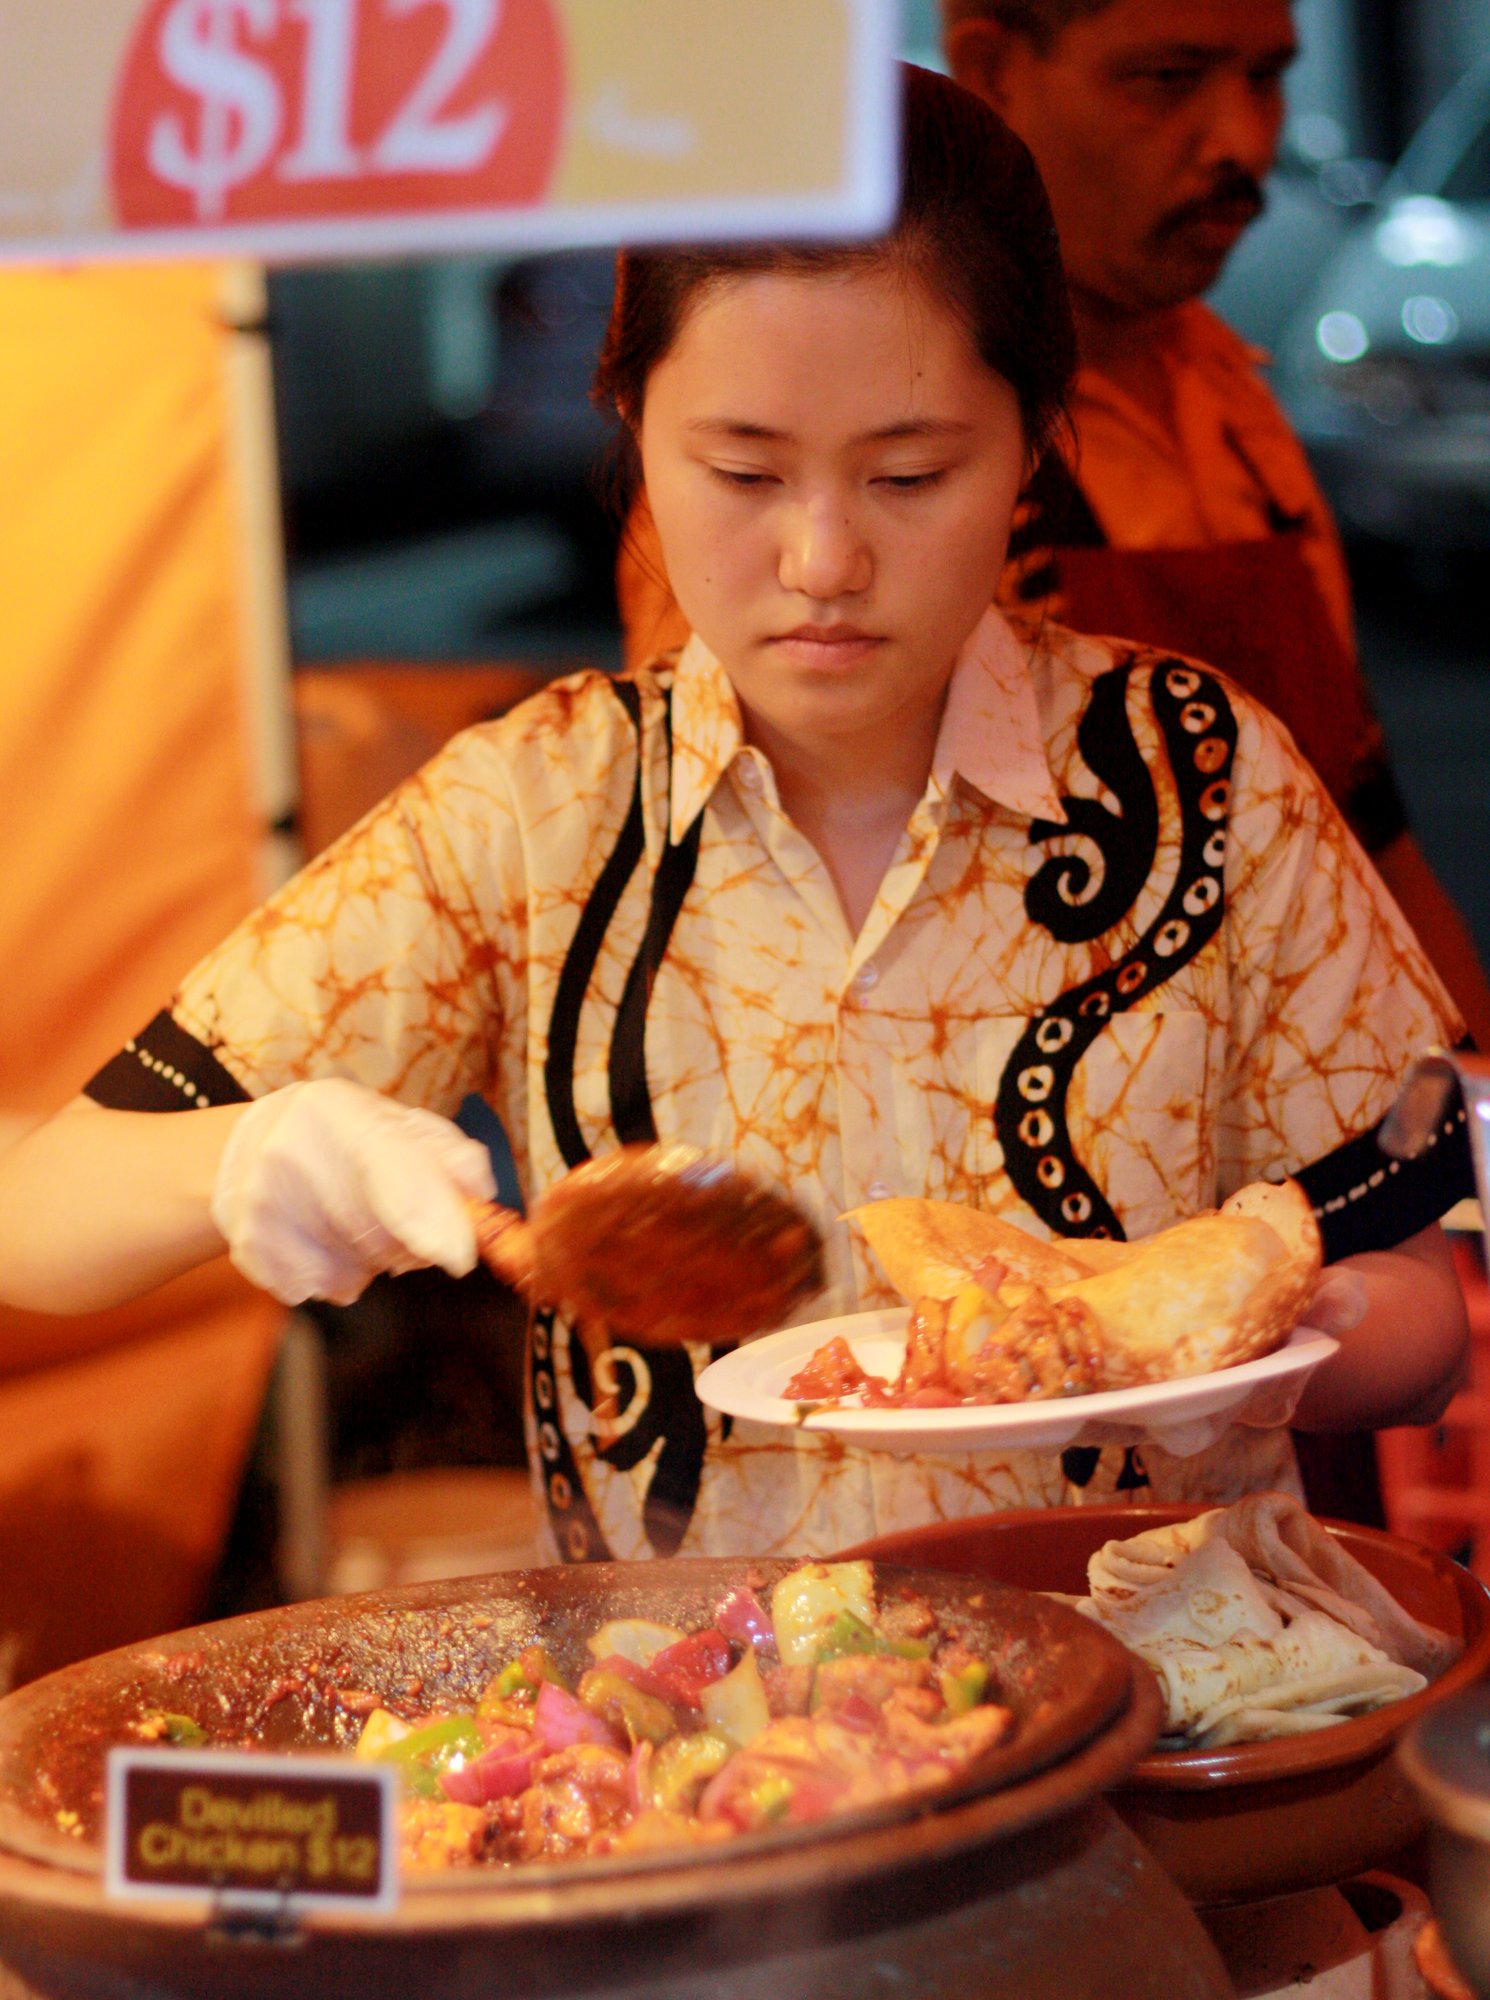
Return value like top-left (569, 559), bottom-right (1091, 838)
top-left (471, 1143), bottom-right (825, 1346)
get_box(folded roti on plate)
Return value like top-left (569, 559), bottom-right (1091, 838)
top-left (847, 1180), bottom-right (1323, 1390)
top-left (1073, 1493), bottom-right (1460, 1747)
top-left (1206, 1490), bottom-right (1462, 1679)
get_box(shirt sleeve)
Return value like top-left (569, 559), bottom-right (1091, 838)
top-left (1217, 696), bottom-right (1471, 1259)
top-left (85, 725), bottom-right (530, 1120)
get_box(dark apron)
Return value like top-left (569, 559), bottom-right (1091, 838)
top-left (1057, 534), bottom-right (1363, 818)
top-left (1051, 533), bottom-right (1386, 1529)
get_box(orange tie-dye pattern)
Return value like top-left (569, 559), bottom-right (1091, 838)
top-left (171, 608), bottom-right (1460, 1560)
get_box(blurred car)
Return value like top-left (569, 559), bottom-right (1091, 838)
top-left (1273, 59), bottom-right (1490, 550)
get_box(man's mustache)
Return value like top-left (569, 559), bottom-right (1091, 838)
top-left (1156, 169), bottom-right (1267, 241)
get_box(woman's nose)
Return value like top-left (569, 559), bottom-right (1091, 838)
top-left (777, 495), bottom-right (873, 600)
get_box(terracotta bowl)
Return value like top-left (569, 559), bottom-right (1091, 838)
top-left (0, 1559), bottom-right (1244, 2000)
top-left (848, 1505), bottom-right (1490, 1906)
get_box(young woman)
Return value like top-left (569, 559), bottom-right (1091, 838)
top-left (0, 69), bottom-right (1470, 1564)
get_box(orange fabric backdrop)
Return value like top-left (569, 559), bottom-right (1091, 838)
top-left (0, 264), bottom-right (282, 1682)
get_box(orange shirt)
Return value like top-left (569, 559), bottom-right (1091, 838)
top-left (1007, 302), bottom-right (1353, 654)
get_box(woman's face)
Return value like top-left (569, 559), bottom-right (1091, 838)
top-left (637, 265), bottom-right (1027, 757)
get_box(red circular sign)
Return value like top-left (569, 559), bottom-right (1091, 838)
top-left (111, 0), bottom-right (565, 231)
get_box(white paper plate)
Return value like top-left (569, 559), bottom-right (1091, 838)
top-left (696, 1311), bottom-right (1339, 1459)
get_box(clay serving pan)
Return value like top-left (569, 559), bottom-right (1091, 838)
top-left (0, 1558), bottom-right (1131, 1874)
top-left (849, 1506), bottom-right (1490, 1906)
top-left (0, 1559), bottom-right (1179, 2000)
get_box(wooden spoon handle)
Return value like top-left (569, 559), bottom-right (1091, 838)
top-left (471, 1202), bottom-right (538, 1297)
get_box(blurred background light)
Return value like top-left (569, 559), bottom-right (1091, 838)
top-left (1402, 294), bottom-right (1461, 344)
top-left (1375, 195), bottom-right (1476, 267)
top-left (1317, 310), bottom-right (1371, 361)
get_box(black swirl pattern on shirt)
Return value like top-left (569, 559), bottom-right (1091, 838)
top-left (533, 680), bottom-right (714, 1563)
top-left (527, 1304), bottom-right (609, 1562)
top-left (1024, 662), bottom-right (1158, 944)
top-left (997, 659), bottom-right (1238, 1241)
top-left (528, 1294), bottom-right (716, 1564)
top-left (543, 682), bottom-right (647, 1172)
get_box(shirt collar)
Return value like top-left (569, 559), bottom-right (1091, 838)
top-left (932, 606), bottom-right (1066, 822)
top-left (668, 633), bottom-right (747, 844)
top-left (665, 607), bottom-right (1065, 845)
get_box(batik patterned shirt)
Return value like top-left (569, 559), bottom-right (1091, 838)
top-left (89, 610), bottom-right (1470, 1561)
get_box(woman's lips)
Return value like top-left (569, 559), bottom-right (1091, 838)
top-left (769, 625), bottom-right (884, 669)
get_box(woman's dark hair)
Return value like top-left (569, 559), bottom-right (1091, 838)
top-left (592, 63), bottom-right (1076, 504)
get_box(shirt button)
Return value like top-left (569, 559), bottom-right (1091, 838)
top-left (866, 1181), bottom-right (892, 1202)
top-left (851, 962), bottom-right (880, 996)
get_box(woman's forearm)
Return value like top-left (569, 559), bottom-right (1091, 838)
top-left (0, 1096), bottom-right (249, 1314)
top-left (1292, 1223), bottom-right (1470, 1432)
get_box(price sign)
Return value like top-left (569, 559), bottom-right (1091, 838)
top-left (112, 0), bottom-right (565, 229)
top-left (0, 0), bottom-right (898, 263)
top-left (106, 1748), bottom-right (399, 1914)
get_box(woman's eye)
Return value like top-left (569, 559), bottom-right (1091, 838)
top-left (708, 466), bottom-right (773, 488)
top-left (876, 470), bottom-right (945, 492)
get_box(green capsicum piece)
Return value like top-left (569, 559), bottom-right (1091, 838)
top-left (816, 1611), bottom-right (931, 1662)
top-left (143, 1712), bottom-right (208, 1747)
top-left (939, 1661), bottom-right (989, 1715)
top-left (749, 1774), bottom-right (794, 1822)
top-left (479, 1645), bottom-right (565, 1722)
top-left (579, 1669), bottom-right (679, 1747)
top-left (378, 1715), bottom-right (486, 1798)
top-left (646, 1730), bottom-right (733, 1813)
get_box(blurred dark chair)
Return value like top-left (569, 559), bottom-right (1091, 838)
top-left (292, 660), bottom-right (558, 853)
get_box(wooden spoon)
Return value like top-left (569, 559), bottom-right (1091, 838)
top-left (473, 1144), bottom-right (824, 1346)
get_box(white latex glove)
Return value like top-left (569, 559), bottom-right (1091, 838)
top-left (210, 1079), bottom-right (497, 1306)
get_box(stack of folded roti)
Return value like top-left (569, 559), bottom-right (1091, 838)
top-left (1073, 1493), bottom-right (1461, 1748)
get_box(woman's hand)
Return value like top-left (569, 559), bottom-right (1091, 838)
top-left (1291, 1224), bottom-right (1470, 1432)
top-left (211, 1080), bottom-right (496, 1306)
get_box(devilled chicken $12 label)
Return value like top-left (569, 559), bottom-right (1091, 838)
top-left (105, 1748), bottom-right (398, 1913)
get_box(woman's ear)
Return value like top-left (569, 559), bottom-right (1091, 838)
top-left (944, 19), bottom-right (1020, 112)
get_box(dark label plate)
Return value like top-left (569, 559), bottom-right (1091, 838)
top-left (105, 1749), bottom-right (398, 1914)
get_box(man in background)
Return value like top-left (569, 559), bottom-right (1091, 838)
top-left (940, 0), bottom-right (1490, 1053)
